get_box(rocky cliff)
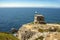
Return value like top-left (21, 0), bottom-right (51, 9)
top-left (17, 14), bottom-right (60, 40)
top-left (17, 23), bottom-right (60, 40)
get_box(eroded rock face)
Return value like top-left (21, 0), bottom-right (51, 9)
top-left (21, 30), bottom-right (36, 40)
top-left (17, 23), bottom-right (60, 40)
top-left (17, 14), bottom-right (60, 40)
top-left (18, 26), bottom-right (37, 40)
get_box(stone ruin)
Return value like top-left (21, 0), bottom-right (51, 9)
top-left (34, 12), bottom-right (46, 24)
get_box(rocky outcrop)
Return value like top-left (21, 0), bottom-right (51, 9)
top-left (17, 25), bottom-right (37, 40)
top-left (17, 23), bottom-right (60, 40)
top-left (17, 14), bottom-right (60, 40)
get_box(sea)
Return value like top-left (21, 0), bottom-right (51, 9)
top-left (0, 8), bottom-right (60, 32)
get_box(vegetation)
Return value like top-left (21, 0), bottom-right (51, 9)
top-left (30, 22), bottom-right (34, 24)
top-left (56, 28), bottom-right (60, 32)
top-left (38, 28), bottom-right (44, 32)
top-left (35, 36), bottom-right (44, 40)
top-left (38, 28), bottom-right (49, 32)
top-left (0, 32), bottom-right (19, 40)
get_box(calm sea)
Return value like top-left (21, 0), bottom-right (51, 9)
top-left (0, 8), bottom-right (60, 32)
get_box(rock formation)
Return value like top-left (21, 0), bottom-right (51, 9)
top-left (17, 12), bottom-right (60, 40)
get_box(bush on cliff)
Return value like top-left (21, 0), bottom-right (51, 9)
top-left (0, 32), bottom-right (19, 40)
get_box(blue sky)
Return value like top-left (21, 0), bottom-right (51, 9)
top-left (0, 0), bottom-right (60, 8)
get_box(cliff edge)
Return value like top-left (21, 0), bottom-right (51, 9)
top-left (17, 13), bottom-right (60, 40)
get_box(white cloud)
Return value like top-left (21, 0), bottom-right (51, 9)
top-left (0, 3), bottom-right (42, 7)
top-left (0, 3), bottom-right (60, 8)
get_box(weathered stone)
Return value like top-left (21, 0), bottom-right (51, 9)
top-left (34, 13), bottom-right (46, 24)
top-left (17, 13), bottom-right (60, 40)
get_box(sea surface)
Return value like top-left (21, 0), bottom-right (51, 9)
top-left (0, 8), bottom-right (60, 32)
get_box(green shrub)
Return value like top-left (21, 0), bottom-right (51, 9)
top-left (0, 32), bottom-right (19, 40)
top-left (35, 36), bottom-right (44, 40)
top-left (38, 29), bottom-right (44, 33)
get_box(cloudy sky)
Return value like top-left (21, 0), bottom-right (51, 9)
top-left (0, 0), bottom-right (60, 8)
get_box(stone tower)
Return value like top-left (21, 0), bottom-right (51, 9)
top-left (34, 11), bottom-right (46, 24)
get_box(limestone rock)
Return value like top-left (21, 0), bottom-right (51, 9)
top-left (17, 13), bottom-right (60, 40)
